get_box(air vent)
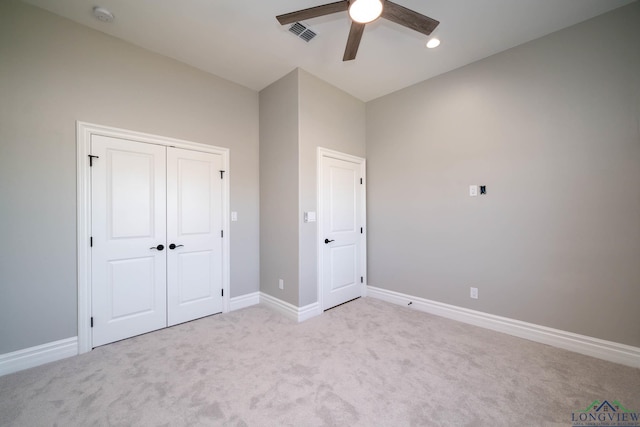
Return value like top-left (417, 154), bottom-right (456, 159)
top-left (288, 22), bottom-right (317, 42)
top-left (300, 29), bottom-right (317, 42)
top-left (289, 22), bottom-right (306, 36)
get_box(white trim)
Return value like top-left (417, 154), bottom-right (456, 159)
top-left (259, 292), bottom-right (322, 322)
top-left (367, 286), bottom-right (640, 369)
top-left (317, 147), bottom-right (367, 311)
top-left (229, 292), bottom-right (260, 312)
top-left (0, 337), bottom-right (78, 377)
top-left (297, 301), bottom-right (322, 322)
top-left (76, 121), bottom-right (230, 354)
top-left (77, 123), bottom-right (92, 354)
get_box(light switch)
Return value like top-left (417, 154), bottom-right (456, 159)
top-left (469, 185), bottom-right (478, 197)
top-left (304, 212), bottom-right (316, 223)
top-left (231, 211), bottom-right (238, 222)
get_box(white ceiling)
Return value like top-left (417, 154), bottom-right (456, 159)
top-left (22, 0), bottom-right (634, 101)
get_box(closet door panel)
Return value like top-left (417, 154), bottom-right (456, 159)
top-left (91, 135), bottom-right (167, 347)
top-left (167, 147), bottom-right (223, 326)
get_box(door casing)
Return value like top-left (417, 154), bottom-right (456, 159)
top-left (317, 147), bottom-right (367, 311)
top-left (77, 121), bottom-right (230, 354)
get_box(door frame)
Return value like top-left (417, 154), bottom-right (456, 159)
top-left (316, 147), bottom-right (367, 311)
top-left (77, 121), bottom-right (230, 354)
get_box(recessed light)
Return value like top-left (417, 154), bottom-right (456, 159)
top-left (93, 7), bottom-right (114, 23)
top-left (426, 38), bottom-right (440, 49)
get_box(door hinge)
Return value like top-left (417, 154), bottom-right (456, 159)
top-left (88, 155), bottom-right (99, 167)
top-left (221, 289), bottom-right (224, 297)
top-left (90, 317), bottom-right (94, 328)
top-left (361, 276), bottom-right (364, 283)
top-left (360, 227), bottom-right (363, 234)
top-left (360, 178), bottom-right (363, 184)
top-left (90, 236), bottom-right (93, 247)
top-left (220, 170), bottom-right (225, 179)
top-left (221, 230), bottom-right (224, 238)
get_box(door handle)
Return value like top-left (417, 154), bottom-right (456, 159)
top-left (169, 244), bottom-right (184, 250)
top-left (150, 244), bottom-right (164, 251)
top-left (324, 239), bottom-right (335, 244)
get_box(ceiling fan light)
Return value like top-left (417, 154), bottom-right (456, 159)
top-left (348, 0), bottom-right (383, 24)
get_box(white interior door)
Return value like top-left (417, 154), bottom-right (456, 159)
top-left (320, 153), bottom-right (365, 310)
top-left (166, 148), bottom-right (224, 326)
top-left (91, 135), bottom-right (167, 347)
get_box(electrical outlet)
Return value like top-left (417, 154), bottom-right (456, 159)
top-left (279, 279), bottom-right (284, 290)
top-left (469, 185), bottom-right (478, 197)
top-left (470, 287), bottom-right (478, 299)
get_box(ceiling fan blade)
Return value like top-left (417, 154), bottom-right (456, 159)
top-left (381, 1), bottom-right (439, 36)
top-left (343, 22), bottom-right (366, 61)
top-left (276, 1), bottom-right (349, 25)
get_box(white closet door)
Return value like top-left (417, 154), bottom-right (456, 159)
top-left (166, 147), bottom-right (224, 326)
top-left (91, 135), bottom-right (167, 347)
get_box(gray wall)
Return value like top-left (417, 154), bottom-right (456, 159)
top-left (259, 71), bottom-right (300, 305)
top-left (298, 70), bottom-right (366, 306)
top-left (366, 3), bottom-right (640, 347)
top-left (0, 0), bottom-right (260, 354)
top-left (259, 69), bottom-right (365, 307)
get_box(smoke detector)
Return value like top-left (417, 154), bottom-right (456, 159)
top-left (93, 7), bottom-right (114, 23)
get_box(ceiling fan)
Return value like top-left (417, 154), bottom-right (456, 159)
top-left (276, 0), bottom-right (439, 61)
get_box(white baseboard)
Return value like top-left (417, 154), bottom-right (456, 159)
top-left (229, 291), bottom-right (260, 312)
top-left (367, 286), bottom-right (640, 369)
top-left (0, 337), bottom-right (78, 377)
top-left (297, 300), bottom-right (322, 322)
top-left (260, 292), bottom-right (322, 322)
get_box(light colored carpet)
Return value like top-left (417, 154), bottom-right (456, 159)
top-left (0, 297), bottom-right (638, 426)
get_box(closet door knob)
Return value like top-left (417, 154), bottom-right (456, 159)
top-left (150, 244), bottom-right (164, 251)
top-left (169, 244), bottom-right (184, 250)
top-left (324, 239), bottom-right (335, 244)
